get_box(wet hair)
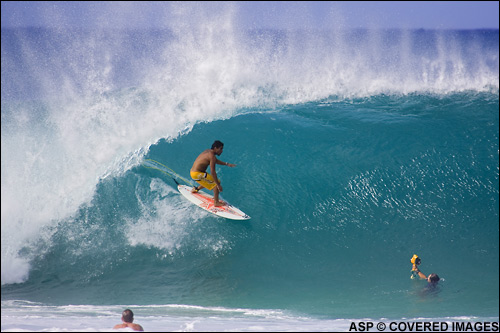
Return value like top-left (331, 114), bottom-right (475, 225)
top-left (122, 309), bottom-right (134, 323)
top-left (428, 273), bottom-right (440, 283)
top-left (211, 140), bottom-right (224, 149)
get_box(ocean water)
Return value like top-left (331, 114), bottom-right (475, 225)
top-left (1, 7), bottom-right (499, 332)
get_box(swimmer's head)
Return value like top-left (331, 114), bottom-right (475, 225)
top-left (122, 309), bottom-right (134, 323)
top-left (428, 273), bottom-right (440, 283)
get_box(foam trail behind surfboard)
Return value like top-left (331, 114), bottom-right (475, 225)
top-left (143, 159), bottom-right (196, 187)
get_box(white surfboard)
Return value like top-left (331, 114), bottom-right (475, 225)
top-left (178, 185), bottom-right (250, 220)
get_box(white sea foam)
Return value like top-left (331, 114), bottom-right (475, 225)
top-left (2, 301), bottom-right (498, 332)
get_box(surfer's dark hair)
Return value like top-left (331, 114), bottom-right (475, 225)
top-left (212, 140), bottom-right (224, 149)
top-left (122, 309), bottom-right (134, 323)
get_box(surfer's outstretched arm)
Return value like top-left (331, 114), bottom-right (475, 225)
top-left (216, 159), bottom-right (236, 167)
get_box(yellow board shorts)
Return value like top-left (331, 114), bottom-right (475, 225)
top-left (190, 171), bottom-right (218, 190)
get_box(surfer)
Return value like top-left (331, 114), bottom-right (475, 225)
top-left (190, 140), bottom-right (236, 207)
top-left (113, 309), bottom-right (144, 331)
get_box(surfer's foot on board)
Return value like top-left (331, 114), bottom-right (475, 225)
top-left (214, 201), bottom-right (226, 207)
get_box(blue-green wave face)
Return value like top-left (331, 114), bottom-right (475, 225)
top-left (1, 4), bottom-right (498, 319)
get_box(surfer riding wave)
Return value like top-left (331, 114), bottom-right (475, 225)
top-left (190, 140), bottom-right (236, 207)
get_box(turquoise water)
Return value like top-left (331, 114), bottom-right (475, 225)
top-left (1, 18), bottom-right (498, 331)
